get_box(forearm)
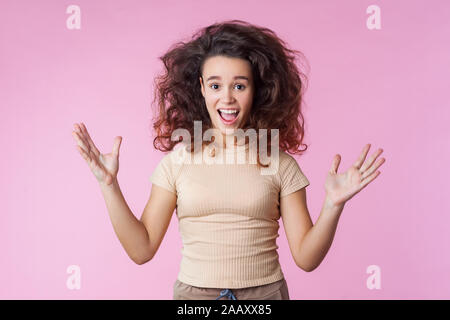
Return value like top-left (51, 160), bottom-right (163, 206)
top-left (99, 179), bottom-right (151, 264)
top-left (296, 196), bottom-right (345, 272)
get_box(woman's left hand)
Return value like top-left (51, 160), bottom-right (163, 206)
top-left (325, 143), bottom-right (386, 207)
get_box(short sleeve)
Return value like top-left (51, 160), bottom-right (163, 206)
top-left (279, 154), bottom-right (310, 198)
top-left (150, 152), bottom-right (177, 195)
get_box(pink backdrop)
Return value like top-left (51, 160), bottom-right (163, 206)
top-left (1, 0), bottom-right (449, 299)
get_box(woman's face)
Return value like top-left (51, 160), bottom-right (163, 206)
top-left (199, 55), bottom-right (254, 142)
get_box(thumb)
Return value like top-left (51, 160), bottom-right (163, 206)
top-left (112, 136), bottom-right (122, 157)
top-left (330, 154), bottom-right (341, 174)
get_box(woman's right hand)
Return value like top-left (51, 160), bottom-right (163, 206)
top-left (72, 122), bottom-right (122, 186)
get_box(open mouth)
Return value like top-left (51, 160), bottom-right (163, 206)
top-left (217, 109), bottom-right (240, 124)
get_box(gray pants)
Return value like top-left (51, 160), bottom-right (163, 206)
top-left (173, 278), bottom-right (290, 300)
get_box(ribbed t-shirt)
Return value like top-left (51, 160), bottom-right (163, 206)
top-left (149, 142), bottom-right (310, 288)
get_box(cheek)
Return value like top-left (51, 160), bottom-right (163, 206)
top-left (205, 93), bottom-right (219, 104)
top-left (205, 97), bottom-right (217, 111)
top-left (205, 100), bottom-right (217, 115)
top-left (240, 95), bottom-right (253, 110)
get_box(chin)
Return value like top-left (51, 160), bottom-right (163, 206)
top-left (220, 125), bottom-right (239, 133)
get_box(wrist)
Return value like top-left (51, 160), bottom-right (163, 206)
top-left (324, 195), bottom-right (345, 211)
top-left (99, 177), bottom-right (119, 190)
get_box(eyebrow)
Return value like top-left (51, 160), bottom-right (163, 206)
top-left (206, 76), bottom-right (249, 82)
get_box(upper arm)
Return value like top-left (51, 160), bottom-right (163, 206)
top-left (139, 183), bottom-right (177, 262)
top-left (280, 186), bottom-right (313, 269)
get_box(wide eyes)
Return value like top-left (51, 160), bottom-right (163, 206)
top-left (209, 83), bottom-right (246, 91)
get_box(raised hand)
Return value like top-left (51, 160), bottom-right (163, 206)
top-left (325, 143), bottom-right (386, 207)
top-left (72, 122), bottom-right (122, 186)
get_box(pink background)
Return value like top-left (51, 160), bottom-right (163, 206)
top-left (1, 0), bottom-right (449, 299)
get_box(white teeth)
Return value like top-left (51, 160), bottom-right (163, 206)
top-left (219, 109), bottom-right (239, 114)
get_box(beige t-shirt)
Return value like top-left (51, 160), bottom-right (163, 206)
top-left (149, 143), bottom-right (310, 288)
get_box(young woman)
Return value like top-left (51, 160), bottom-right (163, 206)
top-left (71, 20), bottom-right (385, 300)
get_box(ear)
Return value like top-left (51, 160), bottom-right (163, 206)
top-left (199, 76), bottom-right (205, 98)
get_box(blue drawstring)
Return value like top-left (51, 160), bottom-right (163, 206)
top-left (215, 289), bottom-right (237, 300)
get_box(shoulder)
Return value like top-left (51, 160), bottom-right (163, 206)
top-left (278, 149), bottom-right (300, 170)
top-left (150, 144), bottom-right (190, 187)
top-left (276, 149), bottom-right (310, 195)
top-left (152, 144), bottom-right (190, 180)
top-left (275, 148), bottom-right (308, 178)
top-left (158, 144), bottom-right (191, 166)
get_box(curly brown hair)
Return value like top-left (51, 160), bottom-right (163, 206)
top-left (151, 19), bottom-right (309, 168)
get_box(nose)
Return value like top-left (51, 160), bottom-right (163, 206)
top-left (221, 87), bottom-right (235, 103)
